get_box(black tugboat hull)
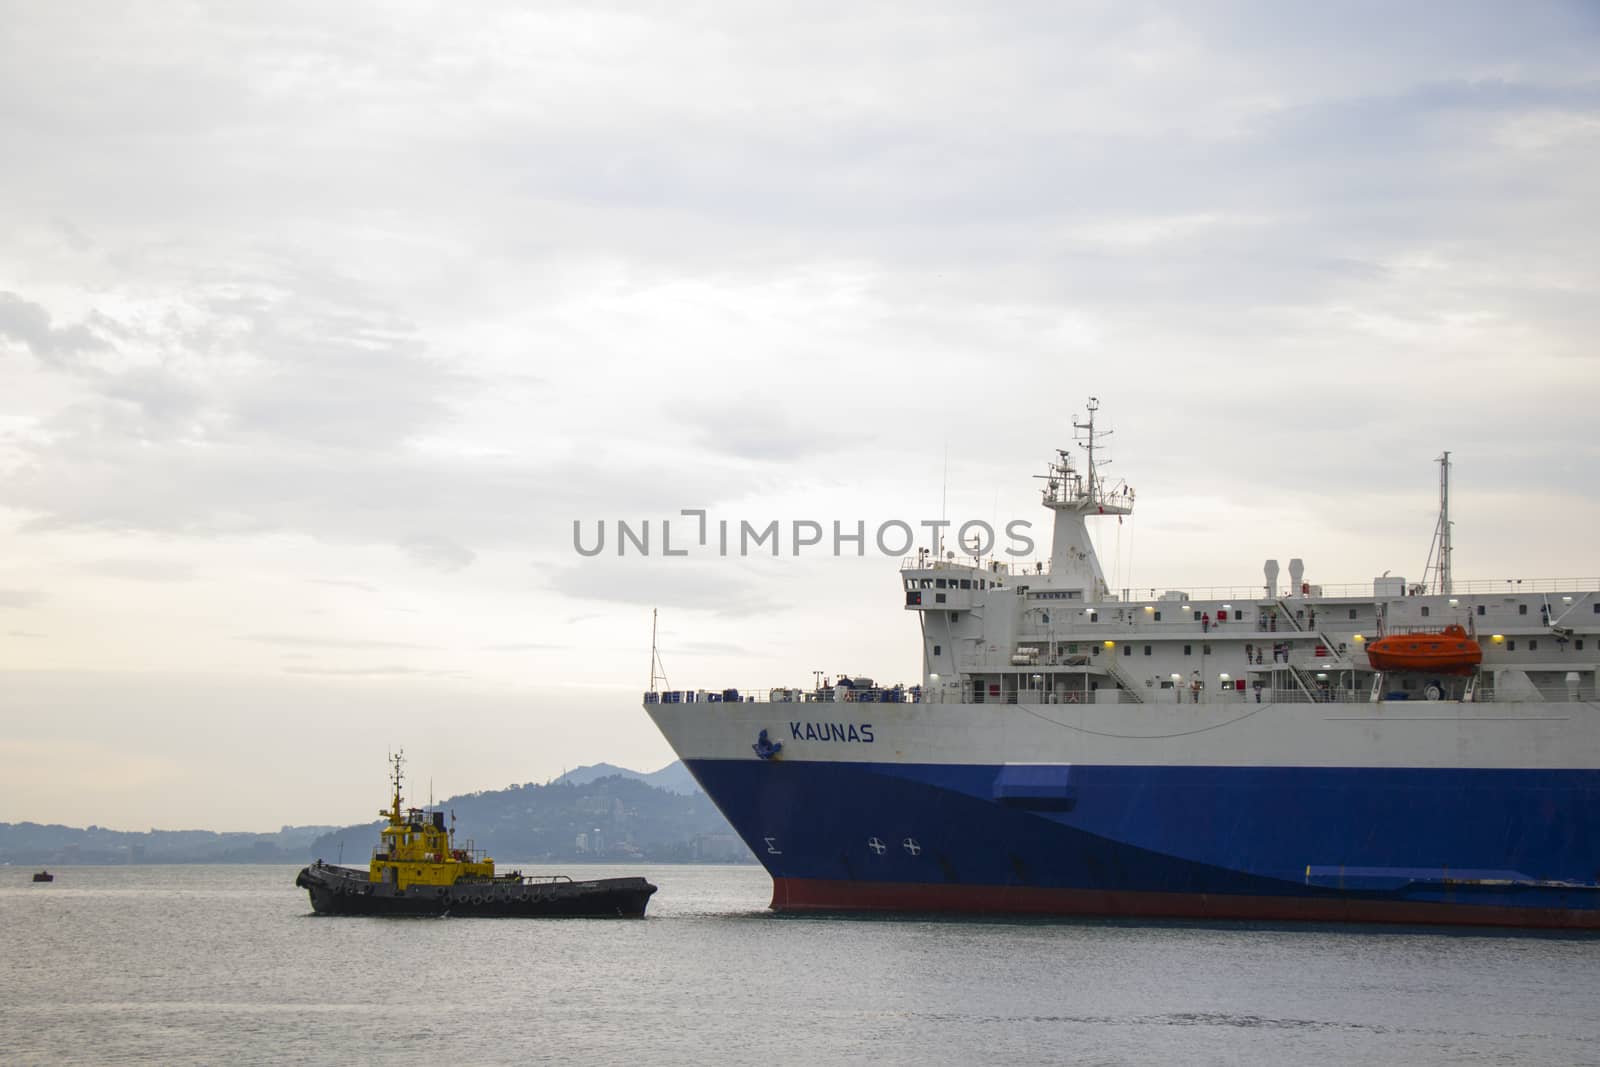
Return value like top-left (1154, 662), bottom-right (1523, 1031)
top-left (295, 865), bottom-right (657, 918)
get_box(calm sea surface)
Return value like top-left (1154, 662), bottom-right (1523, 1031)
top-left (3, 864), bottom-right (1598, 1065)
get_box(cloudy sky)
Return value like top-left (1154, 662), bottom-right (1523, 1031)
top-left (3, 2), bottom-right (1598, 830)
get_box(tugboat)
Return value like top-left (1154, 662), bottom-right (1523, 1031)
top-left (32, 870), bottom-right (53, 883)
top-left (295, 752), bottom-right (657, 918)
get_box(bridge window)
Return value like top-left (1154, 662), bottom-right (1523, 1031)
top-left (935, 579), bottom-right (946, 589)
top-left (960, 579), bottom-right (971, 589)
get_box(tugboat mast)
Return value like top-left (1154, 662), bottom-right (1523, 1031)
top-left (387, 749), bottom-right (405, 822)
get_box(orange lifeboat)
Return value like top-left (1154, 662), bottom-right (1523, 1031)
top-left (1364, 624), bottom-right (1482, 675)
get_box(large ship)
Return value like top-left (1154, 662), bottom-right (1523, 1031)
top-left (644, 401), bottom-right (1600, 928)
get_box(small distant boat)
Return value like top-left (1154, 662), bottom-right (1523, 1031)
top-left (1365, 624), bottom-right (1483, 674)
top-left (32, 870), bottom-right (53, 883)
top-left (295, 752), bottom-right (657, 918)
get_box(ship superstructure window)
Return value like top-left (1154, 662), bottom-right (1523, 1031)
top-left (1577, 640), bottom-right (1586, 651)
top-left (1507, 640), bottom-right (1516, 650)
top-left (1420, 606), bottom-right (1430, 617)
top-left (960, 579), bottom-right (971, 589)
top-left (935, 579), bottom-right (946, 588)
top-left (933, 645), bottom-right (941, 655)
top-left (1154, 611), bottom-right (1162, 621)
top-left (1143, 645), bottom-right (1152, 656)
top-left (1122, 645), bottom-right (1131, 656)
top-left (935, 593), bottom-right (946, 603)
top-left (1184, 645), bottom-right (1192, 655)
top-left (1519, 604), bottom-right (1528, 615)
top-left (1349, 609), bottom-right (1357, 620)
top-left (1528, 639), bottom-right (1538, 651)
top-left (1477, 605), bottom-right (1485, 615)
top-left (1089, 611), bottom-right (1098, 622)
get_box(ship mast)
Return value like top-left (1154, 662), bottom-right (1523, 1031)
top-left (1423, 452), bottom-right (1453, 595)
top-left (1072, 397), bottom-right (1106, 503)
top-left (648, 609), bottom-right (669, 692)
top-left (1438, 451), bottom-right (1452, 595)
top-left (387, 749), bottom-right (405, 823)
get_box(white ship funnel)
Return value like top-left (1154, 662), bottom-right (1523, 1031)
top-left (1264, 559), bottom-right (1280, 598)
top-left (1288, 558), bottom-right (1305, 597)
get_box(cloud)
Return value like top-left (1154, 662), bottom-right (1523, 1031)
top-left (481, 642), bottom-right (568, 652)
top-left (0, 291), bottom-right (107, 367)
top-left (8, 630), bottom-right (47, 638)
top-left (402, 535), bottom-right (477, 572)
top-left (281, 665), bottom-right (462, 678)
top-left (0, 589), bottom-right (45, 609)
top-left (544, 558), bottom-right (782, 617)
top-left (238, 634), bottom-right (433, 650)
top-left (309, 578), bottom-right (380, 593)
top-left (81, 558), bottom-right (195, 582)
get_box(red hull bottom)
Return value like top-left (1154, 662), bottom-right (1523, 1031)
top-left (771, 878), bottom-right (1600, 930)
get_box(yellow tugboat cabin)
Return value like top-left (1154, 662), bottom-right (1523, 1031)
top-left (371, 751), bottom-right (495, 891)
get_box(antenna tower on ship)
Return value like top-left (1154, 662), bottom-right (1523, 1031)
top-left (1073, 397), bottom-right (1108, 502)
top-left (1035, 398), bottom-right (1135, 598)
top-left (648, 608), bottom-right (670, 693)
top-left (1422, 451), bottom-right (1453, 595)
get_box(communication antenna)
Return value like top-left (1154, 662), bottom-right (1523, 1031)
top-left (648, 608), bottom-right (670, 692)
top-left (939, 442), bottom-right (949, 558)
top-left (1072, 396), bottom-right (1113, 503)
top-left (1421, 451), bottom-right (1453, 595)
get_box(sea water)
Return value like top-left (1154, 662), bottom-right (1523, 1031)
top-left (3, 864), bottom-right (1598, 1065)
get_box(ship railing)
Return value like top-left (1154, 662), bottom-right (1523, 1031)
top-left (898, 574), bottom-right (1600, 601)
top-left (645, 687), bottom-right (924, 705)
top-left (900, 557), bottom-right (1049, 576)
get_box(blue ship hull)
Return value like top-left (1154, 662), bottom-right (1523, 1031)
top-left (688, 758), bottom-right (1600, 927)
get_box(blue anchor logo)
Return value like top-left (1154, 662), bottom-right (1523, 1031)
top-left (752, 728), bottom-right (783, 761)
